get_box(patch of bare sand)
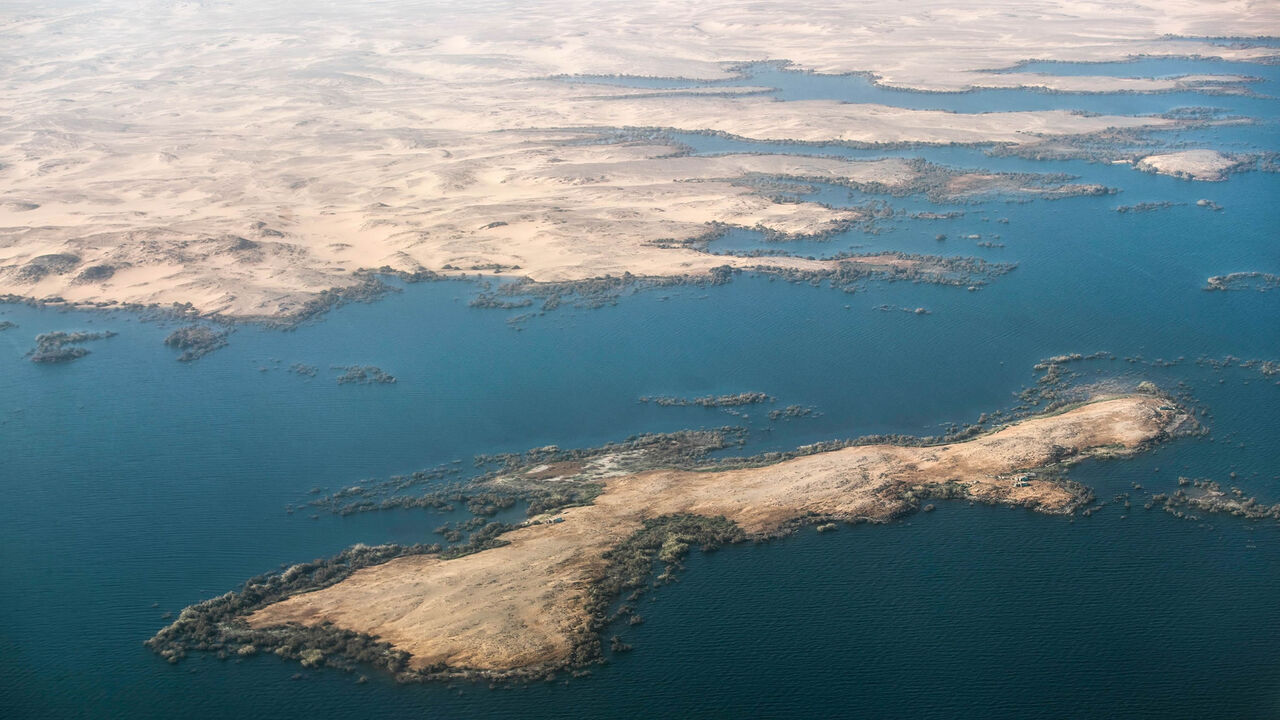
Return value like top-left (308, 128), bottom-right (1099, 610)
top-left (6, 0), bottom-right (1275, 319)
top-left (249, 395), bottom-right (1183, 673)
top-left (1135, 150), bottom-right (1250, 181)
top-left (0, 147), bottom-right (995, 318)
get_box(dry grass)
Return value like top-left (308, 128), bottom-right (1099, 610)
top-left (250, 395), bottom-right (1183, 673)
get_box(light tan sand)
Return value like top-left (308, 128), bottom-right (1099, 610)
top-left (0, 147), bottom-right (1011, 318)
top-left (249, 395), bottom-right (1182, 673)
top-left (3, 1), bottom-right (1275, 319)
top-left (1135, 150), bottom-right (1248, 181)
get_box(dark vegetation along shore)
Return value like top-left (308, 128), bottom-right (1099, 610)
top-left (990, 122), bottom-right (1267, 172)
top-left (1204, 271), bottom-right (1280, 292)
top-left (0, 270), bottom-right (416, 334)
top-left (768, 404), bottom-right (820, 421)
top-left (144, 376), bottom-right (1216, 685)
top-left (304, 353), bottom-right (1213, 526)
top-left (0, 120), bottom-right (1259, 337)
top-left (1143, 477), bottom-right (1280, 522)
top-left (1115, 201), bottom-right (1183, 213)
top-left (26, 330), bottom-right (116, 363)
top-left (2, 235), bottom-right (1011, 339)
top-left (163, 325), bottom-right (230, 362)
top-left (144, 514), bottom-right (745, 681)
top-left (638, 392), bottom-right (773, 407)
top-left (144, 429), bottom-right (760, 678)
top-left (467, 252), bottom-right (1013, 317)
top-left (636, 393), bottom-right (820, 423)
top-left (667, 136), bottom-right (1123, 200)
top-left (334, 365), bottom-right (397, 385)
top-left (265, 273), bottom-right (409, 329)
top-left (584, 513), bottom-right (745, 656)
top-left (146, 543), bottom-right (436, 670)
top-left (874, 303), bottom-right (931, 314)
top-left (1195, 355), bottom-right (1280, 382)
top-left (307, 428), bottom-right (745, 519)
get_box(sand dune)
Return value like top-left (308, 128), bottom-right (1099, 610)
top-left (2, 0), bottom-right (1275, 319)
top-left (0, 141), bottom-right (1069, 319)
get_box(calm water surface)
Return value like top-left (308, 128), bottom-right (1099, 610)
top-left (2, 57), bottom-right (1279, 718)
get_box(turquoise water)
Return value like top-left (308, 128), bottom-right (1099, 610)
top-left (579, 55), bottom-right (1280, 156)
top-left (4, 58), bottom-right (1280, 718)
top-left (574, 57), bottom-right (1280, 120)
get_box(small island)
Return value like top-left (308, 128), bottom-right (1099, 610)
top-left (638, 391), bottom-right (773, 407)
top-left (163, 325), bottom-right (230, 362)
top-left (27, 331), bottom-right (116, 363)
top-left (335, 365), bottom-right (397, 385)
top-left (1204, 272), bottom-right (1280, 292)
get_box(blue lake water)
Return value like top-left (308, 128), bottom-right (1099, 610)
top-left (3, 56), bottom-right (1279, 718)
top-left (572, 57), bottom-right (1280, 120)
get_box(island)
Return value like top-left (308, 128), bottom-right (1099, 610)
top-left (1135, 150), bottom-right (1250, 182)
top-left (163, 325), bottom-right (230, 362)
top-left (149, 394), bottom-right (1190, 681)
top-left (27, 330), bottom-right (116, 363)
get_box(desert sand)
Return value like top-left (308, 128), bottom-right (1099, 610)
top-left (0, 148), bottom-right (1035, 319)
top-left (249, 395), bottom-right (1183, 674)
top-left (3, 1), bottom-right (1276, 320)
top-left (1135, 150), bottom-right (1249, 181)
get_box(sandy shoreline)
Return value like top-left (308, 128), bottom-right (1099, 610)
top-left (3, 1), bottom-right (1276, 321)
top-left (0, 150), bottom-right (1041, 321)
top-left (244, 394), bottom-right (1184, 675)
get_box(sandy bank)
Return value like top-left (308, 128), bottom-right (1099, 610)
top-left (6, 0), bottom-right (1273, 320)
top-left (247, 395), bottom-right (1184, 675)
top-left (0, 148), bottom-right (1031, 320)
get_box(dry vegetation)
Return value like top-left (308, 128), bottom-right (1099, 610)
top-left (243, 395), bottom-right (1185, 677)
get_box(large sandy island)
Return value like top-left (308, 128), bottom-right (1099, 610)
top-left (246, 395), bottom-right (1184, 675)
top-left (3, 1), bottom-right (1277, 320)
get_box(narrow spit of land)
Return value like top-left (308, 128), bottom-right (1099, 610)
top-left (224, 395), bottom-right (1184, 678)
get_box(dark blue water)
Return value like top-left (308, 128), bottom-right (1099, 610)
top-left (3, 57), bottom-right (1279, 718)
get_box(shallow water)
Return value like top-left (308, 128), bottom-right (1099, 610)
top-left (3, 56), bottom-right (1279, 719)
top-left (572, 56), bottom-right (1280, 121)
